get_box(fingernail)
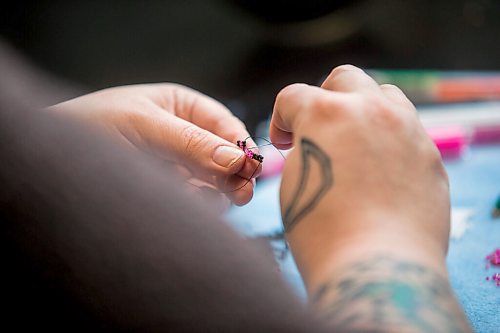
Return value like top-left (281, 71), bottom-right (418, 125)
top-left (213, 146), bottom-right (244, 168)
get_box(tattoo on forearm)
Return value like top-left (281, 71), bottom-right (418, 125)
top-left (312, 256), bottom-right (471, 333)
top-left (283, 138), bottom-right (333, 232)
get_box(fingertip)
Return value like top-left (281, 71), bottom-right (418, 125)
top-left (269, 123), bottom-right (293, 150)
top-left (221, 175), bottom-right (254, 206)
top-left (253, 162), bottom-right (263, 179)
top-left (237, 158), bottom-right (261, 180)
top-left (231, 184), bottom-right (254, 206)
top-left (271, 142), bottom-right (293, 150)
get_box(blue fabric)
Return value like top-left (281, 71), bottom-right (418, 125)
top-left (446, 145), bottom-right (500, 333)
top-left (227, 144), bottom-right (500, 333)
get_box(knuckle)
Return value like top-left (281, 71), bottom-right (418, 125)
top-left (427, 142), bottom-right (445, 166)
top-left (276, 83), bottom-right (308, 104)
top-left (380, 83), bottom-right (401, 92)
top-left (180, 125), bottom-right (209, 156)
top-left (329, 64), bottom-right (361, 78)
top-left (363, 93), bottom-right (388, 113)
top-left (303, 93), bottom-right (361, 125)
top-left (363, 94), bottom-right (404, 127)
top-left (426, 142), bottom-right (449, 185)
top-left (308, 96), bottom-right (339, 121)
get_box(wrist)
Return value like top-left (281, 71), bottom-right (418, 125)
top-left (286, 210), bottom-right (448, 295)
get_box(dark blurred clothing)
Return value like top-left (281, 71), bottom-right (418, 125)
top-left (0, 42), bottom-right (323, 332)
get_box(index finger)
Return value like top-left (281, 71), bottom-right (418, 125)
top-left (270, 83), bottom-right (339, 149)
top-left (180, 90), bottom-right (262, 179)
top-left (153, 84), bottom-right (261, 178)
top-left (164, 84), bottom-right (257, 150)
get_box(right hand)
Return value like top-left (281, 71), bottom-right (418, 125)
top-left (270, 65), bottom-right (450, 286)
top-left (48, 84), bottom-right (261, 208)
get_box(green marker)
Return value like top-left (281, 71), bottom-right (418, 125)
top-left (493, 195), bottom-right (500, 218)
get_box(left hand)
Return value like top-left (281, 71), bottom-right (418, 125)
top-left (270, 65), bottom-right (449, 287)
top-left (48, 84), bottom-right (261, 208)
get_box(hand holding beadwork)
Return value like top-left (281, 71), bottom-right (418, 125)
top-left (48, 84), bottom-right (261, 207)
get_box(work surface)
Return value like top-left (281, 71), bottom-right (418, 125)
top-left (227, 144), bottom-right (500, 333)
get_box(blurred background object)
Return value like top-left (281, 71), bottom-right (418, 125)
top-left (1, 0), bottom-right (500, 131)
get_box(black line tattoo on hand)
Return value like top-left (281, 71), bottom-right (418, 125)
top-left (283, 137), bottom-right (333, 232)
top-left (312, 256), bottom-right (471, 333)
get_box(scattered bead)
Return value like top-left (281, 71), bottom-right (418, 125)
top-left (484, 248), bottom-right (500, 288)
top-left (486, 248), bottom-right (500, 266)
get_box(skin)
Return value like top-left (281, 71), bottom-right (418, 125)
top-left (270, 65), bottom-right (472, 332)
top-left (48, 84), bottom-right (261, 208)
top-left (46, 65), bottom-right (471, 332)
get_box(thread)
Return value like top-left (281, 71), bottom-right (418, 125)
top-left (222, 136), bottom-right (286, 193)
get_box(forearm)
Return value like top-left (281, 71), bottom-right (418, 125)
top-left (0, 44), bottom-right (323, 332)
top-left (293, 227), bottom-right (472, 333)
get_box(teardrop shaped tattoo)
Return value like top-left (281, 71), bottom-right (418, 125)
top-left (283, 137), bottom-right (333, 232)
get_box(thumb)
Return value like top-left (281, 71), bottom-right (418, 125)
top-left (152, 113), bottom-right (247, 177)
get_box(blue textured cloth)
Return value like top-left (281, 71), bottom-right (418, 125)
top-left (227, 144), bottom-right (500, 333)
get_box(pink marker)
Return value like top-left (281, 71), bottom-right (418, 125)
top-left (425, 126), bottom-right (468, 159)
